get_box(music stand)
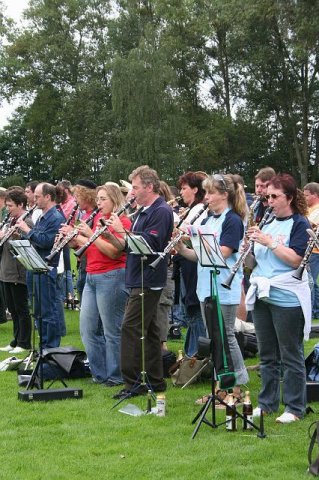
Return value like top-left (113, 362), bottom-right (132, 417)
top-left (10, 240), bottom-right (83, 402)
top-left (187, 227), bottom-right (264, 438)
top-left (112, 231), bottom-right (161, 410)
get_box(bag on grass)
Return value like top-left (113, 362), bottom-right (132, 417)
top-left (308, 421), bottom-right (319, 476)
top-left (162, 350), bottom-right (177, 378)
top-left (170, 356), bottom-right (208, 386)
top-left (42, 346), bottom-right (89, 380)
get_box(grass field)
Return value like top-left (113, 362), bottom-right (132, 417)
top-left (0, 309), bottom-right (318, 480)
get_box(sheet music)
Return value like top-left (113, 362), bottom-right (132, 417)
top-left (187, 225), bottom-right (228, 269)
top-left (127, 234), bottom-right (156, 255)
top-left (9, 240), bottom-right (51, 272)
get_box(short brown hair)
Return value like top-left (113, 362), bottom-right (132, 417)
top-left (255, 167), bottom-right (276, 182)
top-left (129, 165), bottom-right (160, 193)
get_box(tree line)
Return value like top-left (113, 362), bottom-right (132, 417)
top-left (0, 0), bottom-right (318, 189)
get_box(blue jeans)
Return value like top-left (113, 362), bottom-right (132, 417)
top-left (253, 300), bottom-right (306, 418)
top-left (309, 254), bottom-right (319, 318)
top-left (56, 273), bottom-right (66, 337)
top-left (63, 270), bottom-right (74, 299)
top-left (184, 305), bottom-right (207, 357)
top-left (80, 268), bottom-right (128, 384)
top-left (33, 269), bottom-right (61, 349)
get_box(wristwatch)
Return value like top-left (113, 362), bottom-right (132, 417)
top-left (269, 240), bottom-right (279, 251)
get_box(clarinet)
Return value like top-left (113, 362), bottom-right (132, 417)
top-left (0, 205), bottom-right (37, 247)
top-left (221, 206), bottom-right (274, 290)
top-left (0, 212), bottom-right (11, 230)
top-left (292, 224), bottom-right (319, 280)
top-left (149, 203), bottom-right (209, 271)
top-left (45, 207), bottom-right (100, 263)
top-left (73, 198), bottom-right (136, 258)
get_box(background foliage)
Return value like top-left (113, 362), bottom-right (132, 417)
top-left (0, 0), bottom-right (318, 188)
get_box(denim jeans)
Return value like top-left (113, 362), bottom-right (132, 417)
top-left (63, 270), bottom-right (74, 299)
top-left (184, 305), bottom-right (207, 357)
top-left (253, 299), bottom-right (306, 417)
top-left (33, 269), bottom-right (61, 349)
top-left (56, 273), bottom-right (66, 337)
top-left (309, 254), bottom-right (319, 318)
top-left (80, 268), bottom-right (128, 384)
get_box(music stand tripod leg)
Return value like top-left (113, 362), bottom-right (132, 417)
top-left (22, 273), bottom-right (38, 372)
top-left (112, 254), bottom-right (157, 411)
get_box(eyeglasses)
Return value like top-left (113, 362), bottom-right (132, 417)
top-left (265, 193), bottom-right (286, 200)
top-left (96, 197), bottom-right (109, 202)
top-left (213, 174), bottom-right (227, 191)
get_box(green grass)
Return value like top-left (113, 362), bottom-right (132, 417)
top-left (0, 312), bottom-right (318, 480)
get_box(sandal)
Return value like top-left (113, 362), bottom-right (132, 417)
top-left (195, 394), bottom-right (211, 405)
top-left (215, 391), bottom-right (244, 410)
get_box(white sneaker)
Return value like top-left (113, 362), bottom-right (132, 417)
top-left (0, 345), bottom-right (13, 352)
top-left (253, 407), bottom-right (262, 417)
top-left (276, 412), bottom-right (299, 424)
top-left (9, 346), bottom-right (28, 354)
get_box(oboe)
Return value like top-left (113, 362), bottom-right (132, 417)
top-left (292, 224), bottom-right (319, 280)
top-left (73, 197), bottom-right (136, 258)
top-left (45, 207), bottom-right (100, 263)
top-left (221, 206), bottom-right (274, 290)
top-left (149, 203), bottom-right (208, 271)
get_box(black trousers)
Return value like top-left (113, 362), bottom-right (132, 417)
top-left (4, 282), bottom-right (31, 349)
top-left (121, 288), bottom-right (166, 391)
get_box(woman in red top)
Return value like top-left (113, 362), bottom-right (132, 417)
top-left (76, 183), bottom-right (131, 386)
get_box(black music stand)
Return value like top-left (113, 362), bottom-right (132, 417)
top-left (9, 240), bottom-right (83, 402)
top-left (187, 227), bottom-right (264, 438)
top-left (112, 231), bottom-right (159, 410)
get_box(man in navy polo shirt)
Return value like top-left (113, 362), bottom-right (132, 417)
top-left (109, 166), bottom-right (174, 399)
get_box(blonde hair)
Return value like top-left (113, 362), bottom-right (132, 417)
top-left (97, 183), bottom-right (125, 212)
top-left (203, 174), bottom-right (247, 220)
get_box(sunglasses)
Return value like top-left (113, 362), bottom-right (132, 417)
top-left (213, 174), bottom-right (227, 191)
top-left (265, 193), bottom-right (286, 200)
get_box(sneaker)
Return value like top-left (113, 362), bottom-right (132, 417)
top-left (9, 346), bottom-right (28, 354)
top-left (253, 407), bottom-right (268, 417)
top-left (0, 345), bottom-right (14, 352)
top-left (276, 412), bottom-right (299, 424)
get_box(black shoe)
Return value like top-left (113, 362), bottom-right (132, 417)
top-left (112, 388), bottom-right (140, 400)
top-left (102, 380), bottom-right (124, 388)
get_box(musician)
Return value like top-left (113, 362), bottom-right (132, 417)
top-left (254, 167), bottom-right (275, 223)
top-left (175, 171), bottom-right (207, 357)
top-left (303, 182), bottom-right (319, 320)
top-left (71, 179), bottom-right (97, 299)
top-left (25, 180), bottom-right (42, 223)
top-left (176, 174), bottom-right (248, 404)
top-left (246, 173), bottom-right (311, 423)
top-left (107, 165), bottom-right (174, 399)
top-left (73, 183), bottom-right (131, 386)
top-left (56, 180), bottom-right (77, 220)
top-left (17, 183), bottom-right (65, 349)
top-left (0, 189), bottom-right (33, 353)
top-left (0, 188), bottom-right (8, 325)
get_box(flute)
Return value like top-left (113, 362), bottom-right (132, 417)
top-left (221, 206), bottom-right (274, 290)
top-left (73, 197), bottom-right (136, 258)
top-left (149, 203), bottom-right (208, 271)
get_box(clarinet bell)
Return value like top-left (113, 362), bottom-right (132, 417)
top-left (221, 272), bottom-right (235, 290)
